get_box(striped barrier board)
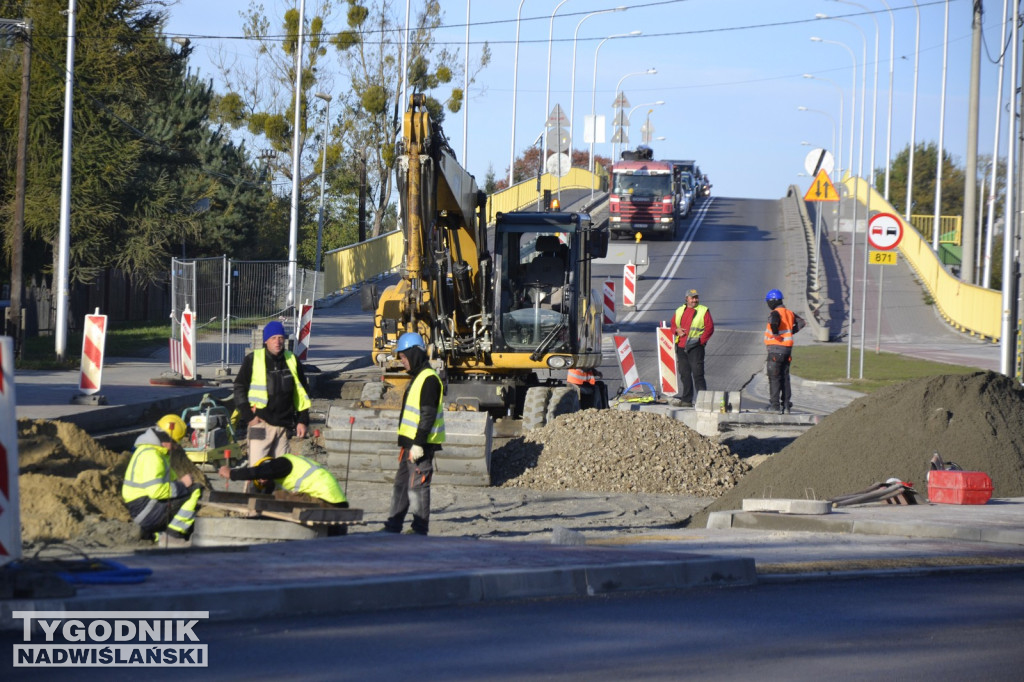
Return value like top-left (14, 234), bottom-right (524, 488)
top-left (613, 335), bottom-right (639, 389)
top-left (295, 302), bottom-right (313, 361)
top-left (603, 280), bottom-right (615, 325)
top-left (657, 326), bottom-right (678, 397)
top-left (0, 336), bottom-right (20, 564)
top-left (78, 309), bottom-right (107, 395)
top-left (181, 304), bottom-right (196, 380)
top-left (623, 262), bottom-right (636, 307)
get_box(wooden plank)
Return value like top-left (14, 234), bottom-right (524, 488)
top-left (292, 508), bottom-right (364, 523)
top-left (249, 497), bottom-right (330, 514)
top-left (206, 490), bottom-right (257, 505)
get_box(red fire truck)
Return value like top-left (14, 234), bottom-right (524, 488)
top-left (608, 147), bottom-right (676, 240)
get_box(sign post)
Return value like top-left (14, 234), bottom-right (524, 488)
top-left (867, 213), bottom-right (905, 353)
top-left (803, 168), bottom-right (839, 291)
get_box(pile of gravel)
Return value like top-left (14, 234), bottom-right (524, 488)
top-left (691, 371), bottom-right (1024, 526)
top-left (492, 409), bottom-right (752, 496)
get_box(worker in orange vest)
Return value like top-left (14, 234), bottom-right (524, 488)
top-left (567, 367), bottom-right (605, 408)
top-left (764, 289), bottom-right (806, 414)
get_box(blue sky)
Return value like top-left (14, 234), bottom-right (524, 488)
top-left (165, 0), bottom-right (998, 200)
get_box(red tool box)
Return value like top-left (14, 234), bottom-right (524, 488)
top-left (926, 470), bottom-right (993, 505)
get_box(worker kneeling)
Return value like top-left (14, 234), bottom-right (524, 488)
top-left (122, 415), bottom-right (203, 543)
top-left (219, 453), bottom-right (348, 507)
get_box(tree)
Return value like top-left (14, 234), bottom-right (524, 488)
top-left (0, 0), bottom-right (250, 286)
top-left (331, 0), bottom-right (489, 237)
top-left (884, 142), bottom-right (965, 218)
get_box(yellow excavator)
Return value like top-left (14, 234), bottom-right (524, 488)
top-left (325, 95), bottom-right (608, 485)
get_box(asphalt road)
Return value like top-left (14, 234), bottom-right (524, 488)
top-left (7, 571), bottom-right (1019, 681)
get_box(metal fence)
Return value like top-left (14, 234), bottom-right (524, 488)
top-left (170, 257), bottom-right (323, 375)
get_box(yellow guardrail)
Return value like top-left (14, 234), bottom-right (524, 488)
top-left (840, 176), bottom-right (1001, 341)
top-left (909, 214), bottom-right (962, 245)
top-left (325, 167), bottom-right (601, 292)
top-left (486, 167), bottom-right (601, 224)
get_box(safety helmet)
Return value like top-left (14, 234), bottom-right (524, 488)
top-left (396, 332), bottom-right (426, 354)
top-left (252, 456), bottom-right (274, 492)
top-left (765, 288), bottom-right (784, 303)
top-left (157, 414), bottom-right (187, 442)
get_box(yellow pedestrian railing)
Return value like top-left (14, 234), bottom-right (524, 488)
top-left (840, 176), bottom-right (1000, 341)
top-left (486, 167), bottom-right (601, 225)
top-left (909, 214), bottom-right (962, 245)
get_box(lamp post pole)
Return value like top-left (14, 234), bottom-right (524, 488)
top-left (932, 0), bottom-right (950, 254)
top-left (797, 107), bottom-right (837, 160)
top-left (878, 0), bottom-right (895, 201)
top-left (612, 68), bottom-right (656, 160)
top-left (314, 93), bottom-right (331, 278)
top-left (542, 0), bottom-right (573, 166)
top-left (569, 7), bottom-right (625, 167)
top-left (55, 0), bottom-right (77, 361)
top-left (590, 31), bottom-right (641, 178)
top-left (287, 0), bottom-right (307, 316)
top-left (802, 74), bottom-right (844, 178)
top-left (627, 101), bottom-right (664, 149)
top-left (984, 0), bottom-right (1011, 289)
top-left (906, 0), bottom-right (921, 221)
top-left (509, 0), bottom-right (527, 187)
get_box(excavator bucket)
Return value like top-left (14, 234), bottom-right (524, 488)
top-left (323, 406), bottom-right (493, 487)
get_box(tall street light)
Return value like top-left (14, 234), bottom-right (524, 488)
top-left (984, 0), bottom-right (1011, 289)
top-left (627, 101), bottom-right (664, 146)
top-left (509, 0), bottom-right (527, 187)
top-left (797, 106), bottom-right (837, 158)
top-left (802, 73), bottom-right (844, 178)
top-left (314, 92), bottom-right (331, 277)
top-left (932, 0), bottom-right (950, 254)
top-left (288, 0), bottom-right (307, 314)
top-left (590, 31), bottom-right (641, 175)
top-left (877, 0), bottom-right (896, 201)
top-left (612, 68), bottom-right (656, 160)
top-left (906, 0), bottom-right (921, 221)
top-left (55, 0), bottom-right (78, 361)
top-left (810, 37), bottom-right (857, 195)
top-left (569, 7), bottom-right (626, 165)
top-left (542, 0), bottom-right (574, 165)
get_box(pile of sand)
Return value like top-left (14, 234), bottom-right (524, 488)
top-left (17, 420), bottom-right (208, 550)
top-left (692, 371), bottom-right (1024, 525)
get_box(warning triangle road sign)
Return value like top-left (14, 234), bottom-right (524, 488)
top-left (803, 169), bottom-right (839, 202)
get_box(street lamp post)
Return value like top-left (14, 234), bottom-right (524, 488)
top-left (542, 0), bottom-right (573, 165)
top-left (906, 0), bottom-right (921, 221)
top-left (802, 74), bottom-right (844, 177)
top-left (627, 100), bottom-right (664, 148)
top-left (590, 31), bottom-right (641, 176)
top-left (569, 7), bottom-right (626, 163)
top-left (932, 0), bottom-right (950, 254)
top-left (797, 106), bottom-right (837, 159)
top-left (314, 93), bottom-right (331, 278)
top-left (877, 0), bottom-right (896, 201)
top-left (811, 37), bottom-right (857, 198)
top-left (55, 0), bottom-right (78, 361)
top-left (984, 0), bottom-right (1011, 289)
top-left (287, 0), bottom-right (307, 314)
top-left (611, 68), bottom-right (656, 160)
top-left (509, 0), bottom-right (527, 187)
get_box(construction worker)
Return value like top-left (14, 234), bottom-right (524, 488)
top-left (669, 288), bottom-right (714, 407)
top-left (218, 453), bottom-right (348, 507)
top-left (764, 288), bottom-right (807, 414)
top-left (382, 332), bottom-right (444, 535)
top-left (233, 319), bottom-right (311, 467)
top-left (567, 366), bottom-right (605, 409)
top-left (121, 415), bottom-right (202, 543)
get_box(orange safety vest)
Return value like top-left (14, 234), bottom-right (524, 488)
top-left (567, 368), bottom-right (598, 385)
top-left (764, 306), bottom-right (796, 348)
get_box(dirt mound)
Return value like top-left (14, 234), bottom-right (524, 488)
top-left (493, 409), bottom-right (752, 496)
top-left (17, 420), bottom-right (210, 551)
top-left (692, 371), bottom-right (1024, 526)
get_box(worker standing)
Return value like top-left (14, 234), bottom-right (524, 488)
top-left (233, 320), bottom-right (311, 467)
top-left (121, 415), bottom-right (202, 543)
top-left (763, 288), bottom-right (806, 414)
top-left (218, 453), bottom-right (348, 507)
top-left (382, 332), bottom-right (445, 535)
top-left (669, 288), bottom-right (714, 407)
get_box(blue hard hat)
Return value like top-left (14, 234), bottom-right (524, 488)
top-left (396, 332), bottom-right (426, 353)
top-left (765, 289), bottom-right (784, 302)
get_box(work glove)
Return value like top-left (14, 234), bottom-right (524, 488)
top-left (408, 444), bottom-right (426, 463)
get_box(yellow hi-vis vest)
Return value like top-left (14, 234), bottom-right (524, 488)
top-left (674, 305), bottom-right (708, 345)
top-left (398, 368), bottom-right (446, 445)
top-left (122, 445), bottom-right (177, 503)
top-left (277, 454), bottom-right (347, 504)
top-left (247, 349), bottom-right (311, 412)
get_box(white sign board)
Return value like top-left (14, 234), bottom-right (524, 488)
top-left (804, 148), bottom-right (835, 176)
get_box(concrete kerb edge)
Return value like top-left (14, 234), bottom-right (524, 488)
top-left (0, 556), bottom-right (757, 630)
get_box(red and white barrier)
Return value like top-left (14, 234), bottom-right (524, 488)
top-left (78, 309), bottom-right (107, 395)
top-left (180, 304), bottom-right (196, 381)
top-left (613, 335), bottom-right (640, 389)
top-left (295, 302), bottom-right (313, 360)
top-left (0, 336), bottom-right (21, 564)
top-left (657, 325), bottom-right (678, 397)
top-left (623, 262), bottom-right (636, 307)
top-left (603, 280), bottom-right (616, 325)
